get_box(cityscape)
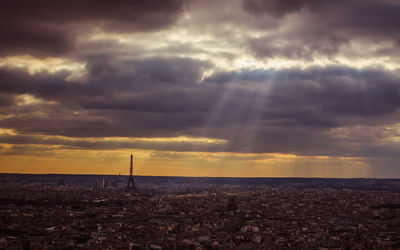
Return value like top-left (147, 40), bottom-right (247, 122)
top-left (1, 173), bottom-right (400, 249)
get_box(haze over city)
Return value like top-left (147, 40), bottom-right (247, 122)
top-left (1, 0), bottom-right (400, 178)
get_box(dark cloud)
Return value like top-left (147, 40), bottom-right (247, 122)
top-left (2, 0), bottom-right (400, 61)
top-left (0, 144), bottom-right (59, 156)
top-left (243, 0), bottom-right (310, 17)
top-left (247, 34), bottom-right (343, 59)
top-left (206, 67), bottom-right (400, 119)
top-left (0, 57), bottom-right (215, 137)
top-left (0, 0), bottom-right (185, 56)
top-left (0, 133), bottom-right (226, 153)
top-left (1, 57), bottom-right (400, 157)
top-left (0, 93), bottom-right (16, 107)
top-left (0, 57), bottom-right (212, 106)
top-left (242, 0), bottom-right (400, 59)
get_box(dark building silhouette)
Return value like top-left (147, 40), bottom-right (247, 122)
top-left (126, 154), bottom-right (136, 192)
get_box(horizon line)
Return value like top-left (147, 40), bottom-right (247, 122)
top-left (0, 172), bottom-right (399, 180)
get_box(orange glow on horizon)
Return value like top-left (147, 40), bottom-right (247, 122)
top-left (0, 145), bottom-right (371, 178)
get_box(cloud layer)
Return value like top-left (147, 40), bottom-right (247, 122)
top-left (1, 60), bottom-right (399, 158)
top-left (0, 0), bottom-right (185, 56)
top-left (1, 0), bottom-right (400, 176)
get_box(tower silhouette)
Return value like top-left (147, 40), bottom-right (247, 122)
top-left (126, 154), bottom-right (136, 192)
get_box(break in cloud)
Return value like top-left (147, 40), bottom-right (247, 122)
top-left (0, 0), bottom-right (400, 177)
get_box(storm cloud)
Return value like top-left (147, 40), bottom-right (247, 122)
top-left (0, 0), bottom-right (186, 56)
top-left (1, 57), bottom-right (400, 158)
top-left (1, 0), bottom-right (400, 176)
top-left (242, 0), bottom-right (400, 59)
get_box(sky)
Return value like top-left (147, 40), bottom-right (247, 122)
top-left (1, 0), bottom-right (400, 178)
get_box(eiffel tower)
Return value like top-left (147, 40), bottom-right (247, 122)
top-left (126, 154), bottom-right (136, 192)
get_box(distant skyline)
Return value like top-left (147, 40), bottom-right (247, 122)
top-left (1, 0), bottom-right (400, 178)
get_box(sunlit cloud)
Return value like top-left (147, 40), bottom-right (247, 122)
top-left (0, 55), bottom-right (86, 76)
top-left (16, 94), bottom-right (56, 106)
